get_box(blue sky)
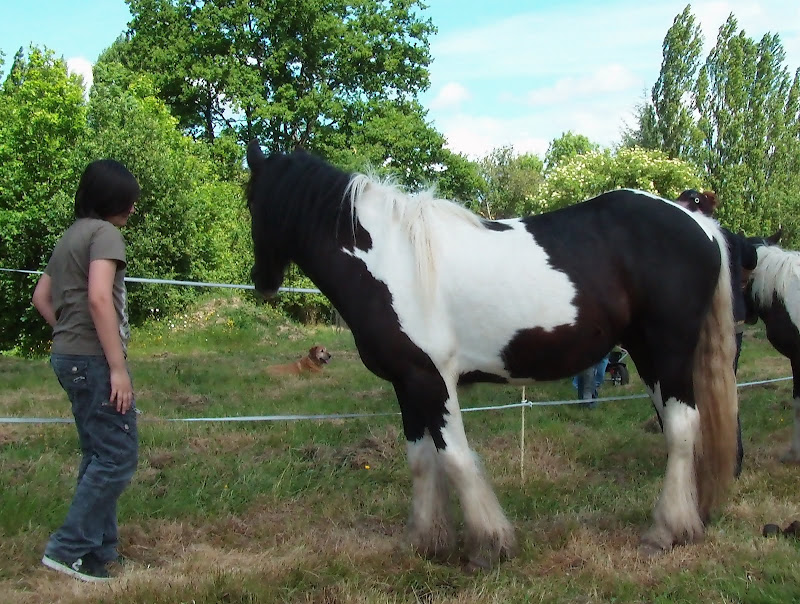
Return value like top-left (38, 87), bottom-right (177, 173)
top-left (2, 0), bottom-right (799, 158)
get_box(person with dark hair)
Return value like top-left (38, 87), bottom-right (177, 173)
top-left (32, 159), bottom-right (140, 582)
top-left (675, 189), bottom-right (758, 373)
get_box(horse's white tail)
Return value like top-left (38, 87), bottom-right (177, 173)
top-left (692, 229), bottom-right (739, 521)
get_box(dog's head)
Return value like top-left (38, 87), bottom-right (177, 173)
top-left (308, 345), bottom-right (332, 366)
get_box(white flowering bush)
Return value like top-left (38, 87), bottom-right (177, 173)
top-left (531, 147), bottom-right (702, 213)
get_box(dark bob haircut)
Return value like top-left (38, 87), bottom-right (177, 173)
top-left (74, 159), bottom-right (140, 219)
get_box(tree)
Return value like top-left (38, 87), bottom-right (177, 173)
top-left (120, 0), bottom-right (435, 147)
top-left (83, 69), bottom-right (252, 324)
top-left (320, 98), bottom-right (449, 189)
top-left (544, 131), bottom-right (598, 171)
top-left (629, 7), bottom-right (800, 244)
top-left (695, 16), bottom-right (800, 239)
top-left (0, 47), bottom-right (89, 353)
top-left (646, 5), bottom-right (704, 158)
top-left (477, 146), bottom-right (544, 219)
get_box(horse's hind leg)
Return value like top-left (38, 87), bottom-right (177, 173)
top-left (780, 357), bottom-right (800, 464)
top-left (641, 394), bottom-right (705, 554)
top-left (634, 353), bottom-right (705, 554)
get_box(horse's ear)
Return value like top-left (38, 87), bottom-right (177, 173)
top-left (247, 139), bottom-right (265, 170)
top-left (767, 228), bottom-right (782, 245)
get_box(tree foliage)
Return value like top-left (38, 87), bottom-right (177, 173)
top-left (0, 48), bottom-right (89, 352)
top-left (642, 6), bottom-right (704, 158)
top-left (695, 18), bottom-right (800, 239)
top-left (84, 69), bottom-right (252, 324)
top-left (544, 131), bottom-right (598, 171)
top-left (115, 0), bottom-right (477, 203)
top-left (120, 0), bottom-right (434, 144)
top-left (0, 48), bottom-right (251, 354)
top-left (629, 7), bottom-right (800, 244)
top-left (476, 146), bottom-right (544, 219)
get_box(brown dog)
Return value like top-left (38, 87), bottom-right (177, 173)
top-left (267, 345), bottom-right (332, 376)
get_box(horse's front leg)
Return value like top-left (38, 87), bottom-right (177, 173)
top-left (396, 376), bottom-right (455, 559)
top-left (396, 373), bottom-right (516, 568)
top-left (406, 431), bottom-right (454, 558)
top-left (437, 380), bottom-right (517, 568)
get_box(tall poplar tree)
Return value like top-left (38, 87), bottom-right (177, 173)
top-left (646, 5), bottom-right (703, 159)
top-left (630, 7), bottom-right (800, 242)
top-left (695, 15), bottom-right (800, 235)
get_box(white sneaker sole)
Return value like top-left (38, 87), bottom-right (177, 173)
top-left (41, 555), bottom-right (111, 582)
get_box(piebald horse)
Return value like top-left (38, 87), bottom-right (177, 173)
top-left (246, 142), bottom-right (739, 566)
top-left (746, 230), bottom-right (800, 463)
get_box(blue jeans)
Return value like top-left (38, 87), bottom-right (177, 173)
top-left (573, 356), bottom-right (610, 406)
top-left (45, 354), bottom-right (138, 563)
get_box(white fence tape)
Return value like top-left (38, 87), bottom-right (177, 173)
top-left (1, 267), bottom-right (792, 425)
top-left (0, 377), bottom-right (792, 425)
top-left (0, 268), bottom-right (321, 294)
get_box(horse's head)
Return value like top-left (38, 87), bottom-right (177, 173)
top-left (747, 228), bottom-right (783, 249)
top-left (247, 140), bottom-right (291, 297)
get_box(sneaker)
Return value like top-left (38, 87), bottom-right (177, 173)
top-left (92, 553), bottom-right (135, 575)
top-left (41, 554), bottom-right (111, 582)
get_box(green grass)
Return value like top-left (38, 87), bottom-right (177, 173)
top-left (1, 293), bottom-right (799, 603)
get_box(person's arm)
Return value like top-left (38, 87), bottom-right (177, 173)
top-left (32, 273), bottom-right (57, 327)
top-left (88, 258), bottom-right (133, 413)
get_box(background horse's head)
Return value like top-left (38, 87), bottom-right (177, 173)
top-left (747, 228), bottom-right (782, 249)
top-left (246, 140), bottom-right (291, 296)
top-left (676, 189), bottom-right (718, 216)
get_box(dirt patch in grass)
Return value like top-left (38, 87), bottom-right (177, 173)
top-left (298, 425), bottom-right (401, 470)
top-left (0, 425), bottom-right (30, 446)
top-left (168, 392), bottom-right (210, 411)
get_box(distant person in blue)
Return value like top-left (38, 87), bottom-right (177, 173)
top-left (574, 354), bottom-right (610, 407)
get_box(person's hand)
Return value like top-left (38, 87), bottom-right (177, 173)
top-left (110, 368), bottom-right (134, 414)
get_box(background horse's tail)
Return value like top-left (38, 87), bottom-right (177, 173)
top-left (693, 226), bottom-right (739, 521)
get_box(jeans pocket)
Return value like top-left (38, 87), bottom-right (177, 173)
top-left (51, 357), bottom-right (90, 393)
top-left (95, 403), bottom-right (139, 470)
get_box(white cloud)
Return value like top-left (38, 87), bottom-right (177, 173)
top-left (436, 113), bottom-right (551, 159)
top-left (66, 56), bottom-right (93, 96)
top-left (526, 64), bottom-right (641, 106)
top-left (422, 0), bottom-right (800, 160)
top-left (429, 82), bottom-right (471, 110)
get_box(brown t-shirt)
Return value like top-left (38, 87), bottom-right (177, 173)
top-left (44, 218), bottom-right (130, 356)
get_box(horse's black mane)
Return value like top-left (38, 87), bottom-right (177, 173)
top-left (248, 150), bottom-right (355, 247)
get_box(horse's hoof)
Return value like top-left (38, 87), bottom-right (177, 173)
top-left (464, 529), bottom-right (517, 570)
top-left (410, 536), bottom-right (454, 561)
top-left (639, 526), bottom-right (674, 556)
top-left (779, 451), bottom-right (800, 465)
top-left (408, 517), bottom-right (455, 561)
top-left (463, 554), bottom-right (492, 574)
top-left (783, 521), bottom-right (800, 537)
top-left (638, 541), bottom-right (668, 557)
top-left (762, 523), bottom-right (781, 537)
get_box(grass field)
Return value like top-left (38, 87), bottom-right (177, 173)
top-left (1, 294), bottom-right (799, 603)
